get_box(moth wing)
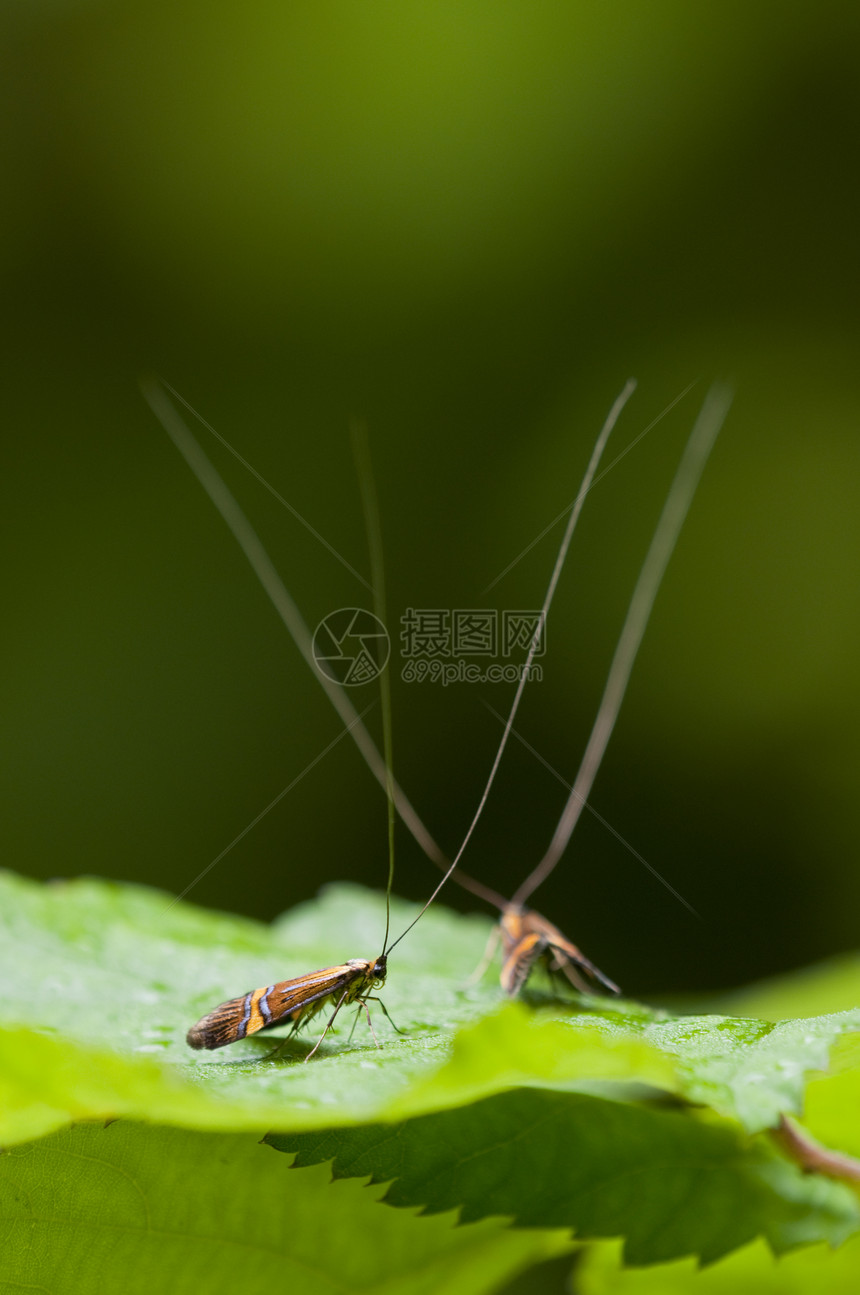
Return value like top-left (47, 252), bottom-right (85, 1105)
top-left (500, 931), bottom-right (545, 996)
top-left (265, 963), bottom-right (360, 1025)
top-left (186, 993), bottom-right (253, 1050)
top-left (524, 910), bottom-right (621, 996)
top-left (544, 934), bottom-right (621, 996)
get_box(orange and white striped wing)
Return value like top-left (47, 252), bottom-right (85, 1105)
top-left (498, 906), bottom-right (620, 997)
top-left (186, 962), bottom-right (369, 1051)
top-left (499, 930), bottom-right (544, 995)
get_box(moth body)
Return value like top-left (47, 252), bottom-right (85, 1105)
top-left (499, 906), bottom-right (619, 998)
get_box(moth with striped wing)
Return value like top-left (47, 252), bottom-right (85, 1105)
top-left (185, 956), bottom-right (390, 1058)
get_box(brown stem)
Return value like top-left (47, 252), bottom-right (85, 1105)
top-left (774, 1113), bottom-right (860, 1182)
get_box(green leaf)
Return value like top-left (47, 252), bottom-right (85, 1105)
top-left (632, 1012), bottom-right (860, 1133)
top-left (577, 1235), bottom-right (860, 1294)
top-left (2, 868), bottom-right (859, 1131)
top-left (270, 1089), bottom-right (860, 1267)
top-left (0, 1122), bottom-right (572, 1295)
top-left (5, 870), bottom-right (858, 1144)
top-left (717, 954), bottom-right (860, 1022)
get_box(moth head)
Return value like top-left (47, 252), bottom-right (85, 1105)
top-left (500, 905), bottom-right (527, 943)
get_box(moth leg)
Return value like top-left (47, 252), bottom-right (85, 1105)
top-left (545, 962), bottom-right (569, 1000)
top-left (362, 998), bottom-right (381, 1048)
top-left (262, 1036), bottom-right (290, 1061)
top-left (261, 1017), bottom-right (302, 1061)
top-left (261, 1001), bottom-right (322, 1061)
top-left (347, 1004), bottom-right (365, 1046)
top-left (552, 952), bottom-right (592, 994)
top-left (305, 989), bottom-right (350, 1062)
top-left (366, 994), bottom-right (404, 1036)
top-left (463, 923), bottom-right (502, 986)
top-left (547, 940), bottom-right (621, 996)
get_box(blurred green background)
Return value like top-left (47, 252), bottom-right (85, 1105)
top-left (2, 0), bottom-right (859, 996)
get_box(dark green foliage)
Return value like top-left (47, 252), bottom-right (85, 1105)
top-left (271, 1089), bottom-right (858, 1265)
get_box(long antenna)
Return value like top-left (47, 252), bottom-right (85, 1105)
top-left (512, 382), bottom-right (732, 907)
top-left (385, 380), bottom-right (638, 955)
top-left (412, 380), bottom-right (635, 884)
top-left (140, 376), bottom-right (506, 911)
top-left (350, 419), bottom-right (397, 955)
top-left (160, 379), bottom-right (371, 590)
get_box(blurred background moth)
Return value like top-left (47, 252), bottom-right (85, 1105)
top-left (495, 908), bottom-right (620, 997)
